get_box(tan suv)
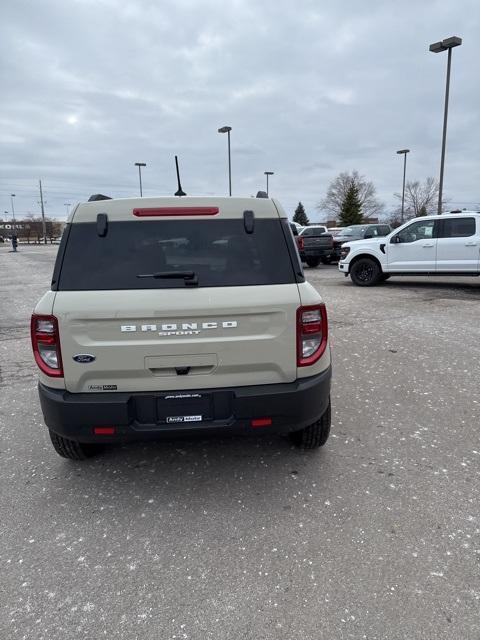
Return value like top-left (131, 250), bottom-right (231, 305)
top-left (31, 195), bottom-right (332, 459)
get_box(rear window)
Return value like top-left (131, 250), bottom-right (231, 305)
top-left (340, 226), bottom-right (366, 236)
top-left (440, 217), bottom-right (476, 238)
top-left (56, 219), bottom-right (298, 290)
top-left (301, 227), bottom-right (326, 237)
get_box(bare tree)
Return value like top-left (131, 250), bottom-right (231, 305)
top-left (319, 170), bottom-right (383, 220)
top-left (393, 177), bottom-right (441, 217)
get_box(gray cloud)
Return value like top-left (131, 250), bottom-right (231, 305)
top-left (1, 0), bottom-right (479, 221)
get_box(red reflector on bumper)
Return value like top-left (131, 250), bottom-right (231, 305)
top-left (251, 418), bottom-right (272, 428)
top-left (93, 427), bottom-right (116, 435)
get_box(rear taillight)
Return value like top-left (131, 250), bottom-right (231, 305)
top-left (31, 314), bottom-right (63, 377)
top-left (296, 304), bottom-right (328, 367)
top-left (297, 237), bottom-right (304, 250)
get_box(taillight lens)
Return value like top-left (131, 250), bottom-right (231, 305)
top-left (297, 304), bottom-right (328, 367)
top-left (31, 314), bottom-right (63, 377)
top-left (297, 237), bottom-right (304, 250)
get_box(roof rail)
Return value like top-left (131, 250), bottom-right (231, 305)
top-left (88, 194), bottom-right (112, 202)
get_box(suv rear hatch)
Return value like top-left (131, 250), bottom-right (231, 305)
top-left (52, 198), bottom-right (303, 393)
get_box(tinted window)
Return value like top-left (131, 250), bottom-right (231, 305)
top-left (395, 220), bottom-right (435, 243)
top-left (379, 225), bottom-right (391, 236)
top-left (301, 227), bottom-right (325, 237)
top-left (441, 217), bottom-right (476, 238)
top-left (57, 219), bottom-right (297, 290)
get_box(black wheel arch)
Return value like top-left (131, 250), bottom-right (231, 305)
top-left (349, 253), bottom-right (383, 272)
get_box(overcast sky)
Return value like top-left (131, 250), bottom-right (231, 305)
top-left (1, 0), bottom-right (479, 221)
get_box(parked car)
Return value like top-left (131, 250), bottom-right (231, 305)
top-left (291, 221), bottom-right (305, 234)
top-left (338, 213), bottom-right (480, 286)
top-left (290, 222), bottom-right (305, 255)
top-left (300, 224), bottom-right (328, 235)
top-left (31, 194), bottom-right (332, 459)
top-left (299, 226), bottom-right (334, 267)
top-left (332, 224), bottom-right (391, 261)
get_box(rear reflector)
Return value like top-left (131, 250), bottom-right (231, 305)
top-left (251, 418), bottom-right (272, 428)
top-left (93, 427), bottom-right (116, 435)
top-left (133, 207), bottom-right (219, 217)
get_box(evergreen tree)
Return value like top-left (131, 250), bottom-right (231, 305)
top-left (339, 183), bottom-right (363, 225)
top-left (418, 205), bottom-right (427, 217)
top-left (293, 202), bottom-right (309, 226)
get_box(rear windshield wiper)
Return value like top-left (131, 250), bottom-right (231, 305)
top-left (136, 271), bottom-right (198, 286)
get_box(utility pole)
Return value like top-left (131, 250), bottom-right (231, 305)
top-left (39, 180), bottom-right (47, 244)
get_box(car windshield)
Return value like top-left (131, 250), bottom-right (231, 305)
top-left (340, 226), bottom-right (366, 236)
top-left (301, 227), bottom-right (326, 236)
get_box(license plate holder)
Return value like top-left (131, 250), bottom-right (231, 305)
top-left (157, 393), bottom-right (213, 425)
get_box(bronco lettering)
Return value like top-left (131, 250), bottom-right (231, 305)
top-left (121, 321), bottom-right (238, 333)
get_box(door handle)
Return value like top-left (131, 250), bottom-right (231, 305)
top-left (422, 243), bottom-right (434, 247)
top-left (465, 241), bottom-right (477, 246)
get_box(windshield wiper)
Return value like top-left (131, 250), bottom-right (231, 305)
top-left (136, 271), bottom-right (198, 286)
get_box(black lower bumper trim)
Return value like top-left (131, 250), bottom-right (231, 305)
top-left (38, 367), bottom-right (332, 443)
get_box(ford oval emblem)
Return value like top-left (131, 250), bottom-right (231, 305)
top-left (73, 354), bottom-right (96, 364)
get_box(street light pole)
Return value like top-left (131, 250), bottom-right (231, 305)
top-left (134, 162), bottom-right (146, 197)
top-left (10, 194), bottom-right (16, 232)
top-left (396, 150), bottom-right (410, 223)
top-left (39, 180), bottom-right (47, 244)
top-left (429, 36), bottom-right (462, 214)
top-left (218, 126), bottom-right (232, 196)
top-left (264, 171), bottom-right (274, 197)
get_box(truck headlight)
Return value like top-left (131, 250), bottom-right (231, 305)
top-left (340, 246), bottom-right (350, 260)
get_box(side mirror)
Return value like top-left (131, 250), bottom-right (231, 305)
top-left (391, 235), bottom-right (401, 244)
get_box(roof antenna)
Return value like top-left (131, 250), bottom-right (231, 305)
top-left (174, 155), bottom-right (186, 197)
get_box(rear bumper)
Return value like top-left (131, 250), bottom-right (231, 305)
top-left (38, 367), bottom-right (332, 443)
top-left (300, 247), bottom-right (333, 260)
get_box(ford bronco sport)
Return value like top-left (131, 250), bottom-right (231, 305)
top-left (31, 195), bottom-right (332, 459)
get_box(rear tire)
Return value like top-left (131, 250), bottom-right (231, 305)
top-left (306, 258), bottom-right (321, 268)
top-left (350, 258), bottom-right (382, 286)
top-left (289, 400), bottom-right (331, 449)
top-left (49, 430), bottom-right (101, 460)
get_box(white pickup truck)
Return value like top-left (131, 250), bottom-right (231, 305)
top-left (338, 212), bottom-right (480, 286)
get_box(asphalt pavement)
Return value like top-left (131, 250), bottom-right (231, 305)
top-left (1, 244), bottom-right (479, 640)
